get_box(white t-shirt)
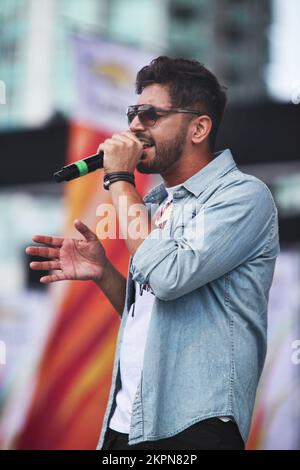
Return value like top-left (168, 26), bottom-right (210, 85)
top-left (109, 183), bottom-right (231, 433)
top-left (109, 184), bottom-right (180, 433)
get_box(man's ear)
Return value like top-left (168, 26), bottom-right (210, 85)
top-left (191, 115), bottom-right (212, 144)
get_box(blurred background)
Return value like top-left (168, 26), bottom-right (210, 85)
top-left (0, 0), bottom-right (299, 450)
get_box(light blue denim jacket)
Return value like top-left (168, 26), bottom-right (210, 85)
top-left (97, 149), bottom-right (279, 448)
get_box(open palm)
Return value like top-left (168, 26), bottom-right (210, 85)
top-left (26, 219), bottom-right (107, 284)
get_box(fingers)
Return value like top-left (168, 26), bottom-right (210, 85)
top-left (98, 132), bottom-right (142, 150)
top-left (121, 131), bottom-right (141, 143)
top-left (25, 246), bottom-right (60, 259)
top-left (74, 219), bottom-right (98, 242)
top-left (110, 134), bottom-right (127, 143)
top-left (31, 235), bottom-right (64, 247)
top-left (30, 260), bottom-right (61, 271)
top-left (40, 272), bottom-right (66, 284)
top-left (114, 132), bottom-right (143, 149)
top-left (29, 261), bottom-right (64, 284)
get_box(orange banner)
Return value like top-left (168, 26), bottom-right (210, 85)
top-left (16, 121), bottom-right (153, 449)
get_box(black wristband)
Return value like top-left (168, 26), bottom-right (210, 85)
top-left (104, 171), bottom-right (134, 181)
top-left (103, 178), bottom-right (135, 190)
top-left (103, 172), bottom-right (135, 190)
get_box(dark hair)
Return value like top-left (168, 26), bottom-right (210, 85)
top-left (135, 56), bottom-right (227, 150)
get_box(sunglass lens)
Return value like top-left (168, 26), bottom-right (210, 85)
top-left (138, 106), bottom-right (157, 126)
top-left (127, 105), bottom-right (157, 126)
top-left (127, 111), bottom-right (136, 124)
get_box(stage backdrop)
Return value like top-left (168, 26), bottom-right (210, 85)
top-left (16, 34), bottom-right (155, 449)
top-left (5, 34), bottom-right (299, 450)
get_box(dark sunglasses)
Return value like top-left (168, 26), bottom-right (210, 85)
top-left (126, 104), bottom-right (204, 127)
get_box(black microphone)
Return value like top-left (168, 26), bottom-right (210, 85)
top-left (53, 152), bottom-right (104, 183)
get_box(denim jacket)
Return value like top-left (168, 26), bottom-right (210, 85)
top-left (97, 149), bottom-right (279, 448)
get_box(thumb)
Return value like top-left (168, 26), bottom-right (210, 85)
top-left (74, 219), bottom-right (98, 242)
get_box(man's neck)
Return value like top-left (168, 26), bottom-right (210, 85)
top-left (161, 151), bottom-right (213, 187)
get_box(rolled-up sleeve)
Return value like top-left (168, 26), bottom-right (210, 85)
top-left (130, 178), bottom-right (278, 301)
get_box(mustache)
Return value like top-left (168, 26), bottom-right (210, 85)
top-left (134, 132), bottom-right (155, 146)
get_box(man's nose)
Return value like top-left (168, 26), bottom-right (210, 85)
top-left (129, 114), bottom-right (146, 132)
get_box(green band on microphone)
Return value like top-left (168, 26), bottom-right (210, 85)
top-left (74, 160), bottom-right (89, 177)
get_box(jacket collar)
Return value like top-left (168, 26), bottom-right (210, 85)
top-left (144, 149), bottom-right (237, 203)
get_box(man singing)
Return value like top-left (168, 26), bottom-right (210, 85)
top-left (26, 56), bottom-right (279, 450)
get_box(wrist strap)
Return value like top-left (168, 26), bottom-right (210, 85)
top-left (103, 172), bottom-right (135, 190)
top-left (104, 171), bottom-right (134, 179)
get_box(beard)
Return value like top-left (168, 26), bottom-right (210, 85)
top-left (136, 120), bottom-right (189, 175)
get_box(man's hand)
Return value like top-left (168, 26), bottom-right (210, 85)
top-left (25, 220), bottom-right (108, 284)
top-left (97, 130), bottom-right (154, 256)
top-left (98, 131), bottom-right (143, 174)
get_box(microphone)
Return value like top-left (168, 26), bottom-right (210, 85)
top-left (53, 152), bottom-right (104, 183)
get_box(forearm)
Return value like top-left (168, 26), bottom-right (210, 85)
top-left (109, 180), bottom-right (155, 255)
top-left (94, 260), bottom-right (127, 317)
